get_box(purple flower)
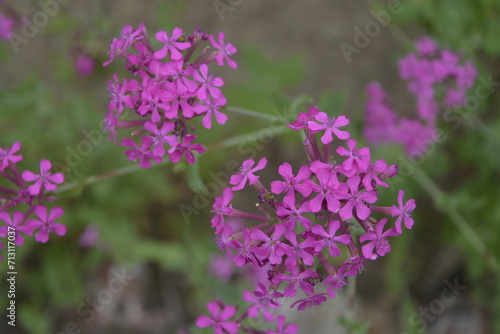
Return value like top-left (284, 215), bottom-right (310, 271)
top-left (168, 134), bottom-right (205, 164)
top-left (290, 292), bottom-right (328, 310)
top-left (0, 141), bottom-right (23, 171)
top-left (287, 106), bottom-right (320, 131)
top-left (22, 159), bottom-right (64, 195)
top-left (122, 137), bottom-right (161, 168)
top-left (311, 220), bottom-right (351, 257)
top-left (154, 27), bottom-right (191, 61)
top-left (209, 32), bottom-right (238, 68)
top-left (251, 224), bottom-right (292, 265)
top-left (0, 211), bottom-right (33, 246)
top-left (162, 60), bottom-right (198, 92)
top-left (416, 36), bottom-right (438, 56)
top-left (359, 218), bottom-right (399, 260)
top-left (267, 315), bottom-right (298, 334)
top-left (362, 159), bottom-right (389, 191)
top-left (276, 194), bottom-right (311, 230)
top-left (211, 188), bottom-right (233, 234)
top-left (308, 111), bottom-right (350, 144)
top-left (309, 169), bottom-right (347, 213)
top-left (195, 300), bottom-right (239, 334)
top-left (193, 64), bottom-right (224, 101)
top-left (230, 158), bottom-right (267, 191)
top-left (323, 266), bottom-right (349, 298)
top-left (79, 224), bottom-right (99, 248)
top-left (339, 175), bottom-right (377, 220)
top-left (284, 232), bottom-right (317, 266)
top-left (26, 205), bottom-right (66, 243)
top-left (243, 283), bottom-right (283, 321)
top-left (138, 88), bottom-right (170, 123)
top-left (272, 265), bottom-right (317, 297)
top-left (0, 13), bottom-right (14, 40)
top-left (144, 121), bottom-right (177, 158)
top-left (271, 163), bottom-right (312, 197)
top-left (391, 190), bottom-right (416, 234)
top-left (74, 54), bottom-right (94, 77)
top-left (107, 74), bottom-right (133, 115)
top-left (232, 228), bottom-right (260, 267)
top-left (199, 96), bottom-right (228, 129)
top-left (161, 81), bottom-right (196, 119)
top-left (209, 255), bottom-right (235, 283)
top-left (336, 139), bottom-right (370, 175)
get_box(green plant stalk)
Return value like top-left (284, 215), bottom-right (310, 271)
top-left (412, 166), bottom-right (499, 272)
top-left (56, 106), bottom-right (293, 194)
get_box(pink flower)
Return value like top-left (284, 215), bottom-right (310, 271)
top-left (209, 32), bottom-right (238, 68)
top-left (26, 205), bottom-right (66, 243)
top-left (0, 211), bottom-right (33, 246)
top-left (79, 224), bottom-right (99, 248)
top-left (272, 265), bottom-right (317, 297)
top-left (267, 315), bottom-right (298, 334)
top-left (144, 121), bottom-right (177, 158)
top-left (336, 139), bottom-right (370, 175)
top-left (339, 175), bottom-right (377, 220)
top-left (271, 163), bottom-right (312, 197)
top-left (211, 187), bottom-right (233, 234)
top-left (0, 141), bottom-right (23, 171)
top-left (138, 88), bottom-right (170, 123)
top-left (122, 137), bottom-right (161, 169)
top-left (22, 159), bottom-right (64, 195)
top-left (199, 96), bottom-right (228, 129)
top-left (276, 194), bottom-right (311, 230)
top-left (0, 13), bottom-right (15, 40)
top-left (251, 224), bottom-right (292, 265)
top-left (75, 54), bottom-right (94, 77)
top-left (391, 190), bottom-right (416, 234)
top-left (287, 106), bottom-right (320, 131)
top-left (311, 220), bottom-right (351, 257)
top-left (195, 300), bottom-right (239, 334)
top-left (243, 283), bottom-right (283, 321)
top-left (161, 81), bottom-right (196, 119)
top-left (162, 60), bottom-right (198, 92)
top-left (154, 27), bottom-right (191, 60)
top-left (309, 169), bottom-right (347, 213)
top-left (193, 64), bottom-right (224, 101)
top-left (359, 218), bottom-right (399, 260)
top-left (290, 292), bottom-right (328, 310)
top-left (308, 111), bottom-right (350, 144)
top-left (168, 134), bottom-right (205, 164)
top-left (230, 158), bottom-right (267, 191)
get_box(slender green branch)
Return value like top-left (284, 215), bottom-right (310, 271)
top-left (225, 105), bottom-right (277, 121)
top-left (56, 108), bottom-right (293, 194)
top-left (412, 166), bottom-right (499, 272)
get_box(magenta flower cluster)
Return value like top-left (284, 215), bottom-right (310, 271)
top-left (364, 36), bottom-right (477, 156)
top-left (197, 106), bottom-right (416, 332)
top-left (0, 142), bottom-right (66, 261)
top-left (103, 23), bottom-right (237, 167)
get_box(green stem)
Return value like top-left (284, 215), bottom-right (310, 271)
top-left (56, 109), bottom-right (293, 194)
top-left (412, 166), bottom-right (499, 272)
top-left (225, 105), bottom-right (276, 121)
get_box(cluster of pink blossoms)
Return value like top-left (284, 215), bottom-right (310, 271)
top-left (197, 106), bottom-right (416, 333)
top-left (0, 142), bottom-right (66, 261)
top-left (103, 23), bottom-right (237, 167)
top-left (364, 36), bottom-right (477, 156)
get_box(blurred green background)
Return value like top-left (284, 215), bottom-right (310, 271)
top-left (0, 1), bottom-right (499, 333)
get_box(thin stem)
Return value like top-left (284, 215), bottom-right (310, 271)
top-left (225, 106), bottom-right (276, 121)
top-left (56, 109), bottom-right (293, 194)
top-left (412, 166), bottom-right (499, 272)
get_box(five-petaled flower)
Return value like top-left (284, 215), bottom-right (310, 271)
top-left (195, 300), bottom-right (239, 334)
top-left (22, 159), bottom-right (64, 195)
top-left (26, 205), bottom-right (66, 244)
